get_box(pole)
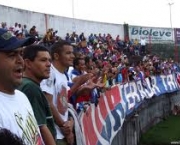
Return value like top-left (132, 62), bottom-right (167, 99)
top-left (168, 2), bottom-right (174, 42)
top-left (168, 2), bottom-right (177, 61)
top-left (168, 3), bottom-right (173, 28)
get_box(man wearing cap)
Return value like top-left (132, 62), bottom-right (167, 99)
top-left (0, 28), bottom-right (43, 145)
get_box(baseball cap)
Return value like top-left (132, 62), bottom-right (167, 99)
top-left (0, 28), bottom-right (35, 51)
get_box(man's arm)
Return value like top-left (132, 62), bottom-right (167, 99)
top-left (70, 73), bottom-right (93, 95)
top-left (39, 125), bottom-right (56, 145)
top-left (44, 92), bottom-right (71, 135)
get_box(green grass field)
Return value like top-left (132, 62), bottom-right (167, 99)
top-left (140, 115), bottom-right (180, 145)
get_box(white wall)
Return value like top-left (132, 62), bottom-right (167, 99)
top-left (0, 5), bottom-right (124, 39)
top-left (0, 5), bottom-right (46, 34)
top-left (48, 15), bottom-right (124, 39)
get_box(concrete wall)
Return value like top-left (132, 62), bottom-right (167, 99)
top-left (0, 5), bottom-right (124, 39)
top-left (111, 92), bottom-right (180, 145)
top-left (47, 15), bottom-right (124, 39)
top-left (0, 5), bottom-right (46, 35)
top-left (2, 5), bottom-right (177, 43)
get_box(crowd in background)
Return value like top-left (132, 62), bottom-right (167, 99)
top-left (1, 21), bottom-right (179, 111)
top-left (0, 21), bottom-right (180, 145)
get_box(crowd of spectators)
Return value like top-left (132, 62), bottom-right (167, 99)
top-left (1, 21), bottom-right (179, 109)
top-left (0, 21), bottom-right (180, 145)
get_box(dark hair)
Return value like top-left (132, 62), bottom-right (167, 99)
top-left (0, 128), bottom-right (25, 145)
top-left (50, 40), bottom-right (72, 60)
top-left (85, 56), bottom-right (91, 65)
top-left (73, 57), bottom-right (83, 69)
top-left (23, 45), bottom-right (49, 61)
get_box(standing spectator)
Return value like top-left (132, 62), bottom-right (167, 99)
top-left (79, 32), bottom-right (85, 41)
top-left (102, 33), bottom-right (106, 42)
top-left (140, 37), bottom-right (146, 55)
top-left (18, 45), bottom-right (56, 145)
top-left (70, 32), bottom-right (76, 43)
top-left (22, 25), bottom-right (29, 37)
top-left (17, 24), bottom-right (22, 33)
top-left (135, 65), bottom-right (147, 88)
top-left (116, 35), bottom-right (120, 42)
top-left (13, 22), bottom-right (18, 33)
top-left (41, 41), bottom-right (87, 145)
top-left (98, 33), bottom-right (103, 42)
top-left (121, 63), bottom-right (129, 83)
top-left (134, 40), bottom-right (140, 56)
top-left (134, 38), bottom-right (139, 45)
top-left (65, 33), bottom-right (71, 42)
top-left (75, 34), bottom-right (80, 44)
top-left (53, 30), bottom-right (58, 37)
top-left (53, 30), bottom-right (58, 41)
top-left (0, 28), bottom-right (43, 145)
top-left (88, 33), bottom-right (94, 45)
top-left (43, 29), bottom-right (53, 46)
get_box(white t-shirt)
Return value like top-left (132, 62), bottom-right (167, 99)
top-left (140, 39), bottom-right (146, 46)
top-left (40, 65), bottom-right (69, 139)
top-left (13, 26), bottom-right (19, 32)
top-left (67, 66), bottom-right (74, 80)
top-left (0, 90), bottom-right (43, 145)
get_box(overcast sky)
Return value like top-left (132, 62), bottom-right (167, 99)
top-left (0, 0), bottom-right (179, 28)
